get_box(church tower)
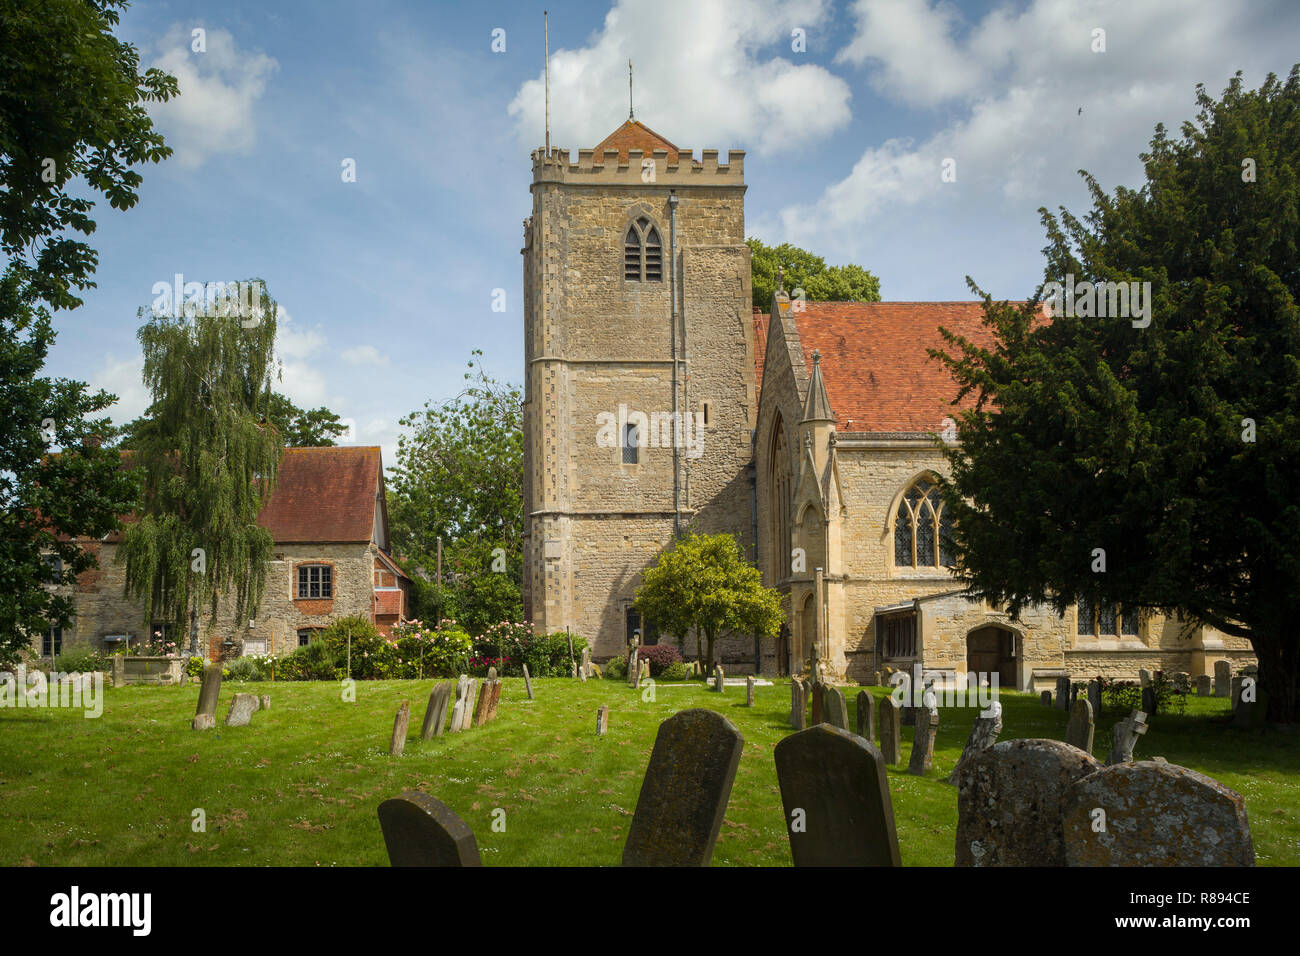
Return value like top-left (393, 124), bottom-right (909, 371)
top-left (521, 119), bottom-right (757, 657)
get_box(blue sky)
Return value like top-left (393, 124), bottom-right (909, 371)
top-left (45, 0), bottom-right (1300, 467)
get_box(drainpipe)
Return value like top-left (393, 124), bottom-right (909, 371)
top-left (670, 191), bottom-right (680, 535)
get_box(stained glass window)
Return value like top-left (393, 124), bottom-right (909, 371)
top-left (894, 500), bottom-right (913, 565)
top-left (1077, 595), bottom-right (1096, 635)
top-left (1098, 602), bottom-right (1118, 635)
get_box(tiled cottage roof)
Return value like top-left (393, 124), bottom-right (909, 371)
top-left (755, 301), bottom-right (998, 433)
top-left (591, 119), bottom-right (688, 165)
top-left (257, 446), bottom-right (382, 543)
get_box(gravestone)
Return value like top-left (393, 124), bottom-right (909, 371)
top-left (1171, 672), bottom-right (1191, 694)
top-left (578, 665), bottom-right (587, 683)
top-left (1141, 685), bottom-right (1156, 716)
top-left (1065, 698), bottom-right (1094, 753)
top-left (640, 660), bottom-right (650, 682)
top-left (420, 681), bottom-right (453, 740)
top-left (581, 647), bottom-right (590, 676)
top-left (389, 700), bottom-right (410, 756)
top-left (448, 676), bottom-right (470, 733)
top-left (1233, 679), bottom-right (1266, 729)
top-left (521, 664), bottom-right (533, 700)
top-left (482, 679), bottom-right (502, 722)
top-left (879, 697), bottom-right (902, 764)
top-left (1196, 675), bottom-right (1212, 697)
top-left (627, 650), bottom-right (639, 688)
top-left (1055, 676), bottom-right (1071, 710)
top-left (377, 791), bottom-right (481, 867)
top-left (249, 695), bottom-right (261, 712)
top-left (1063, 762), bottom-right (1254, 866)
top-left (713, 665), bottom-right (725, 693)
top-left (1214, 660), bottom-right (1232, 697)
top-left (809, 642), bottom-right (821, 684)
top-left (810, 680), bottom-right (824, 724)
top-left (225, 692), bottom-right (257, 727)
top-left (955, 739), bottom-right (1102, 866)
top-left (773, 724), bottom-right (901, 866)
top-left (1230, 675), bottom-right (1244, 712)
top-left (745, 676), bottom-right (755, 707)
top-left (1138, 668), bottom-right (1151, 687)
top-left (1070, 683), bottom-right (1079, 707)
top-left (856, 690), bottom-right (876, 743)
top-left (790, 678), bottom-right (807, 730)
top-left (907, 705), bottom-right (938, 776)
top-left (947, 701), bottom-right (1002, 785)
top-left (823, 686), bottom-right (849, 730)
top-left (258, 695), bottom-right (270, 711)
top-left (111, 655), bottom-right (125, 688)
top-left (596, 704), bottom-right (609, 736)
top-left (1087, 679), bottom-right (1102, 717)
top-left (471, 680), bottom-right (492, 727)
top-left (487, 666), bottom-right (497, 681)
top-left (571, 663), bottom-right (578, 679)
top-left (1040, 690), bottom-right (1052, 707)
top-left (1106, 710), bottom-right (1148, 764)
top-left (192, 663), bottom-right (222, 730)
top-left (622, 709), bottom-right (743, 867)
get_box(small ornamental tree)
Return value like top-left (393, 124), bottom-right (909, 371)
top-left (635, 531), bottom-right (784, 675)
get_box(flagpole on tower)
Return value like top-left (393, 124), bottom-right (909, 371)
top-left (629, 59), bottom-right (634, 120)
top-left (544, 11), bottom-right (551, 156)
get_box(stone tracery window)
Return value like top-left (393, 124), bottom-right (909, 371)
top-left (894, 476), bottom-right (954, 569)
top-left (624, 217), bottom-right (663, 282)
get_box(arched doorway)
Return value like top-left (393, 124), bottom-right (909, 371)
top-left (966, 625), bottom-right (1018, 689)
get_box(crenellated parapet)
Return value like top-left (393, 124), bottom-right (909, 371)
top-left (530, 146), bottom-right (745, 186)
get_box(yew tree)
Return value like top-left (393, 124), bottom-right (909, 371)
top-left (934, 68), bottom-right (1300, 721)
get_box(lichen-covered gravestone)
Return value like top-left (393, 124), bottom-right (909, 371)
top-left (774, 724), bottom-right (901, 866)
top-left (1106, 710), bottom-right (1148, 765)
top-left (856, 690), bottom-right (876, 743)
top-left (947, 701), bottom-right (1002, 784)
top-left (377, 791), bottom-right (481, 867)
top-left (1065, 698), bottom-right (1094, 754)
top-left (192, 663), bottom-right (222, 730)
top-left (907, 705), bottom-right (938, 776)
top-left (879, 696), bottom-right (902, 764)
top-left (389, 700), bottom-right (410, 756)
top-left (822, 686), bottom-right (849, 730)
top-left (955, 739), bottom-right (1102, 866)
top-left (713, 665), bottom-right (725, 693)
top-left (596, 704), bottom-right (609, 736)
top-left (1063, 761), bottom-right (1254, 866)
top-left (622, 709), bottom-right (743, 867)
top-left (224, 692), bottom-right (258, 727)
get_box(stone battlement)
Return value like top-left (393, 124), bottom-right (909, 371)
top-left (531, 146), bottom-right (744, 185)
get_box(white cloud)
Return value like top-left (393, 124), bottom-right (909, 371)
top-left (273, 306), bottom-right (330, 410)
top-left (340, 345), bottom-right (388, 366)
top-left (150, 25), bottom-right (278, 169)
top-left (93, 353), bottom-right (150, 425)
top-left (508, 0), bottom-right (850, 154)
top-left (836, 0), bottom-right (979, 106)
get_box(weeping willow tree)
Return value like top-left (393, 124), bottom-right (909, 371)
top-left (119, 280), bottom-right (282, 656)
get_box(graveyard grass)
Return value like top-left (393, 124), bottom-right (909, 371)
top-left (2, 679), bottom-right (1298, 866)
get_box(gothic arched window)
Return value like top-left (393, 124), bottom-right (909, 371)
top-left (768, 416), bottom-right (792, 582)
top-left (894, 476), bottom-right (954, 569)
top-left (624, 217), bottom-right (663, 282)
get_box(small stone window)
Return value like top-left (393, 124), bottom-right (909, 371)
top-left (624, 217), bottom-right (663, 282)
top-left (297, 564), bottom-right (332, 599)
top-left (622, 423), bottom-right (640, 465)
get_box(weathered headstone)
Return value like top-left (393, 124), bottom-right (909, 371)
top-left (192, 663), bottom-right (222, 730)
top-left (389, 700), bottom-right (410, 756)
top-left (774, 724), bottom-right (901, 866)
top-left (225, 692), bottom-right (257, 727)
top-left (581, 647), bottom-right (590, 676)
top-left (955, 739), bottom-right (1102, 866)
top-left (596, 704), bottom-right (609, 736)
top-left (809, 641), bottom-right (821, 684)
top-left (448, 676), bottom-right (470, 733)
top-left (622, 709), bottom-right (743, 867)
top-left (1040, 690), bottom-right (1052, 707)
top-left (627, 650), bottom-right (639, 688)
top-left (879, 697), bottom-right (902, 764)
top-left (1138, 668), bottom-right (1151, 687)
top-left (640, 659), bottom-right (650, 682)
top-left (471, 680), bottom-right (492, 727)
top-left (947, 701), bottom-right (1002, 784)
top-left (1063, 761), bottom-right (1254, 866)
top-left (1106, 710), bottom-right (1148, 765)
top-left (790, 678), bottom-right (807, 730)
top-left (1171, 671), bottom-right (1191, 694)
top-left (1055, 676), bottom-right (1071, 710)
top-left (1141, 685), bottom-right (1156, 716)
top-left (1087, 679), bottom-right (1102, 717)
top-left (420, 681), bottom-right (453, 739)
top-left (745, 675), bottom-right (755, 707)
top-left (111, 655), bottom-right (125, 688)
top-left (856, 690), bottom-right (876, 743)
top-left (377, 791), bottom-right (481, 867)
top-left (907, 705), bottom-right (938, 776)
top-left (487, 666), bottom-right (497, 681)
top-left (578, 665), bottom-right (587, 683)
top-left (713, 665), bottom-right (725, 693)
top-left (258, 694), bottom-right (270, 711)
top-left (1196, 674), bottom-right (1212, 697)
top-left (810, 680), bottom-right (824, 724)
top-left (522, 664), bottom-right (534, 700)
top-left (484, 679), bottom-right (502, 722)
top-left (823, 686), bottom-right (849, 730)
top-left (1214, 660), bottom-right (1231, 697)
top-left (1065, 697), bottom-right (1094, 753)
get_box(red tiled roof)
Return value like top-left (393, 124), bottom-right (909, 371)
top-left (754, 302), bottom-right (998, 432)
top-left (592, 119), bottom-right (688, 165)
top-left (257, 447), bottom-right (381, 543)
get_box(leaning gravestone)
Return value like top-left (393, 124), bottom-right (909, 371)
top-left (907, 705), bottom-right (938, 776)
top-left (1214, 660), bottom-right (1231, 697)
top-left (947, 701), bottom-right (1003, 784)
top-left (522, 664), bottom-right (534, 700)
top-left (823, 686), bottom-right (849, 731)
top-left (225, 692), bottom-right (257, 728)
top-left (856, 690), bottom-right (876, 743)
top-left (486, 680), bottom-right (502, 722)
top-left (955, 739), bottom-right (1103, 866)
top-left (448, 676), bottom-right (470, 733)
top-left (1055, 676), bottom-right (1071, 710)
top-left (1196, 675), bottom-right (1212, 697)
top-left (622, 709), bottom-right (744, 867)
top-left (471, 680), bottom-right (492, 727)
top-left (389, 700), bottom-right (411, 756)
top-left (745, 676), bottom-right (755, 707)
top-left (596, 704), bottom-right (609, 736)
top-left (1065, 698), bottom-right (1094, 754)
top-left (879, 697), bottom-right (902, 764)
top-left (1063, 761), bottom-right (1254, 866)
top-left (774, 724), bottom-right (901, 866)
top-left (1087, 679), bottom-right (1102, 717)
top-left (1106, 710), bottom-right (1148, 765)
top-left (420, 681), bottom-right (453, 740)
top-left (192, 663), bottom-right (222, 730)
top-left (377, 791), bottom-right (482, 867)
top-left (790, 678), bottom-right (807, 730)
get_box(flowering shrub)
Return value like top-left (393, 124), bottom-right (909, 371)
top-left (270, 617), bottom-right (474, 680)
top-left (132, 630), bottom-right (179, 657)
top-left (635, 643), bottom-right (681, 677)
top-left (475, 623), bottom-right (588, 677)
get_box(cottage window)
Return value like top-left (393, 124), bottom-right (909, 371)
top-left (42, 627), bottom-right (62, 657)
top-left (894, 477), bottom-right (954, 569)
top-left (297, 564), bottom-right (333, 599)
top-left (624, 217), bottom-right (663, 282)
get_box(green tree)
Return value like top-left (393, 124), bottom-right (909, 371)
top-left (0, 0), bottom-right (177, 310)
top-left (119, 282), bottom-right (282, 656)
top-left (116, 390), bottom-right (347, 449)
top-left (747, 239), bottom-right (881, 312)
top-left (0, 273), bottom-right (140, 667)
top-left (933, 68), bottom-right (1300, 722)
top-left (635, 531), bottom-right (784, 675)
top-left (389, 351), bottom-right (523, 633)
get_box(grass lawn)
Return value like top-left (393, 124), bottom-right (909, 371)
top-left (2, 676), bottom-right (1297, 866)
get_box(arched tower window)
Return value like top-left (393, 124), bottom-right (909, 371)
top-left (894, 475), bottom-right (954, 569)
top-left (768, 416), bottom-right (792, 582)
top-left (624, 217), bottom-right (663, 282)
